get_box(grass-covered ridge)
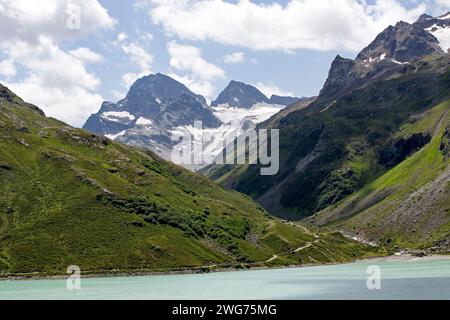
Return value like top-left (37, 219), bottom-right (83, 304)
top-left (0, 84), bottom-right (384, 277)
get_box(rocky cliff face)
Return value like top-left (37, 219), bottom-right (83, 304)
top-left (355, 21), bottom-right (443, 63)
top-left (211, 80), bottom-right (270, 108)
top-left (211, 80), bottom-right (301, 109)
top-left (206, 13), bottom-right (450, 250)
top-left (319, 55), bottom-right (355, 100)
top-left (83, 74), bottom-right (221, 161)
top-left (84, 73), bottom-right (220, 136)
top-left (84, 75), bottom-right (301, 169)
top-left (318, 20), bottom-right (444, 104)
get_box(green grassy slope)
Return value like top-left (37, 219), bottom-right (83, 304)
top-left (0, 85), bottom-right (384, 277)
top-left (309, 100), bottom-right (450, 250)
top-left (208, 55), bottom-right (450, 222)
top-left (206, 54), bottom-right (450, 251)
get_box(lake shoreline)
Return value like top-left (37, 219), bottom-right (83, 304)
top-left (1, 253), bottom-right (449, 282)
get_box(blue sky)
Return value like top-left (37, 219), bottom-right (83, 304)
top-left (0, 0), bottom-right (448, 126)
top-left (90, 0), bottom-right (353, 100)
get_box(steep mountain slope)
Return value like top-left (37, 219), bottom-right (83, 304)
top-left (84, 76), bottom-right (301, 171)
top-left (83, 73), bottom-right (221, 160)
top-left (308, 99), bottom-right (450, 251)
top-left (211, 80), bottom-right (271, 108)
top-left (318, 20), bottom-right (443, 103)
top-left (84, 73), bottom-right (219, 133)
top-left (0, 84), bottom-right (383, 277)
top-left (207, 17), bottom-right (450, 250)
top-left (259, 97), bottom-right (317, 129)
top-left (192, 81), bottom-right (302, 168)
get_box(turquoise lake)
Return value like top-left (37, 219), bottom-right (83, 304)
top-left (1, 258), bottom-right (449, 300)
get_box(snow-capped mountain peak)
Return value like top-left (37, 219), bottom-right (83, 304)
top-left (84, 75), bottom-right (303, 170)
top-left (319, 14), bottom-right (449, 103)
top-left (211, 80), bottom-right (270, 109)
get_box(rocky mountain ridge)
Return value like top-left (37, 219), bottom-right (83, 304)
top-left (84, 76), bottom-right (302, 169)
top-left (206, 13), bottom-right (450, 251)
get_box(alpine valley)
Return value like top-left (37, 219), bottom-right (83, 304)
top-left (207, 13), bottom-right (450, 252)
top-left (1, 11), bottom-right (450, 278)
top-left (0, 84), bottom-right (382, 277)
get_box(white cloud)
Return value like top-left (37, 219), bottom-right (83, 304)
top-left (69, 47), bottom-right (103, 64)
top-left (223, 52), bottom-right (245, 64)
top-left (137, 30), bottom-right (154, 43)
top-left (0, 60), bottom-right (16, 78)
top-left (255, 82), bottom-right (295, 98)
top-left (0, 0), bottom-right (115, 127)
top-left (169, 73), bottom-right (216, 102)
top-left (7, 77), bottom-right (103, 127)
top-left (2, 37), bottom-right (103, 126)
top-left (0, 0), bottom-right (116, 42)
top-left (122, 71), bottom-right (151, 89)
top-left (122, 43), bottom-right (153, 71)
top-left (110, 31), bottom-right (128, 47)
top-left (111, 90), bottom-right (126, 101)
top-left (120, 43), bottom-right (153, 88)
top-left (167, 41), bottom-right (225, 99)
top-left (167, 41), bottom-right (225, 80)
top-left (117, 32), bottom-right (128, 42)
top-left (433, 0), bottom-right (450, 16)
top-left (3, 37), bottom-right (100, 91)
top-left (113, 37), bottom-right (154, 90)
top-left (148, 0), bottom-right (426, 52)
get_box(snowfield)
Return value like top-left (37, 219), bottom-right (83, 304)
top-left (101, 102), bottom-right (287, 170)
top-left (212, 103), bottom-right (285, 124)
top-left (170, 103), bottom-right (286, 166)
top-left (135, 117), bottom-right (153, 126)
top-left (105, 130), bottom-right (126, 140)
top-left (427, 24), bottom-right (450, 52)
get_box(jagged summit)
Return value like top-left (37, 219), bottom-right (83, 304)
top-left (318, 18), bottom-right (446, 102)
top-left (319, 55), bottom-right (355, 99)
top-left (83, 73), bottom-right (220, 137)
top-left (417, 13), bottom-right (433, 23)
top-left (83, 75), bottom-right (296, 168)
top-left (211, 80), bottom-right (300, 108)
top-left (356, 21), bottom-right (442, 64)
top-left (211, 80), bottom-right (270, 109)
top-left (2, 83), bottom-right (376, 276)
top-left (127, 73), bottom-right (208, 111)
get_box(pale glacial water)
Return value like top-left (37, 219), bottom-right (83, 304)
top-left (0, 258), bottom-right (449, 300)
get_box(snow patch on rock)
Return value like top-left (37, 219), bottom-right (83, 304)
top-left (212, 103), bottom-right (285, 125)
top-left (426, 24), bottom-right (450, 52)
top-left (101, 111), bottom-right (135, 123)
top-left (136, 117), bottom-right (153, 126)
top-left (105, 130), bottom-right (127, 140)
